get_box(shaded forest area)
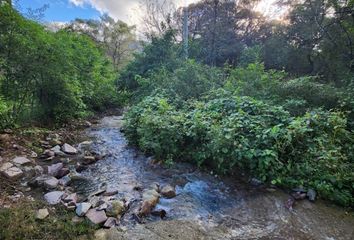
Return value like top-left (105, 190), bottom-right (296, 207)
top-left (0, 0), bottom-right (354, 207)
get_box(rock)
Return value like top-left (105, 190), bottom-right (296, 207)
top-left (44, 191), bottom-right (65, 205)
top-left (160, 185), bottom-right (176, 199)
top-left (82, 156), bottom-right (96, 165)
top-left (86, 209), bottom-right (108, 225)
top-left (2, 167), bottom-right (24, 179)
top-left (78, 141), bottom-right (93, 151)
top-left (47, 163), bottom-right (63, 177)
top-left (51, 145), bottom-right (66, 156)
top-left (64, 201), bottom-right (77, 211)
top-left (292, 187), bottom-right (307, 193)
top-left (104, 217), bottom-right (119, 228)
top-left (63, 193), bottom-right (78, 203)
top-left (97, 202), bottom-right (109, 211)
top-left (84, 121), bottom-right (92, 127)
top-left (250, 178), bottom-right (263, 186)
top-left (42, 150), bottom-right (55, 158)
top-left (62, 143), bottom-right (78, 155)
top-left (150, 182), bottom-right (160, 192)
top-left (140, 189), bottom-right (160, 216)
top-left (151, 209), bottom-right (167, 219)
top-left (36, 209), bottom-right (49, 220)
top-left (75, 163), bottom-right (87, 173)
top-left (0, 156), bottom-right (2, 162)
top-left (44, 177), bottom-right (59, 189)
top-left (0, 162), bottom-right (14, 172)
top-left (291, 192), bottom-right (307, 200)
top-left (12, 156), bottom-right (31, 166)
top-left (307, 189), bottom-right (317, 202)
top-left (34, 165), bottom-right (44, 175)
top-left (89, 196), bottom-right (101, 208)
top-left (72, 216), bottom-right (84, 224)
top-left (103, 187), bottom-right (118, 197)
top-left (76, 202), bottom-right (92, 217)
top-left (58, 175), bottom-right (71, 187)
top-left (56, 168), bottom-right (70, 178)
top-left (106, 200), bottom-right (125, 218)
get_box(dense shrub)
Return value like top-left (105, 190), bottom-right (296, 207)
top-left (124, 95), bottom-right (354, 207)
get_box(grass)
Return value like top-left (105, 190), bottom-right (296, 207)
top-left (0, 200), bottom-right (98, 240)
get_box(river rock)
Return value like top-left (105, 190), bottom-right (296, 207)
top-left (76, 202), bottom-right (92, 217)
top-left (140, 189), bottom-right (160, 216)
top-left (42, 150), bottom-right (55, 158)
top-left (62, 143), bottom-right (78, 155)
top-left (59, 175), bottom-right (71, 186)
top-left (44, 177), bottom-right (59, 189)
top-left (307, 189), bottom-right (317, 202)
top-left (104, 217), bottom-right (119, 228)
top-left (3, 166), bottom-right (24, 179)
top-left (291, 192), bottom-right (307, 200)
top-left (89, 196), bottom-right (101, 208)
top-left (36, 208), bottom-right (49, 220)
top-left (78, 141), bottom-right (93, 151)
top-left (83, 156), bottom-right (96, 165)
top-left (34, 165), bottom-right (44, 175)
top-left (56, 168), bottom-right (70, 178)
top-left (12, 156), bottom-right (31, 166)
top-left (106, 200), bottom-right (125, 218)
top-left (44, 191), bottom-right (65, 205)
top-left (103, 187), bottom-right (118, 197)
top-left (86, 209), bottom-right (108, 225)
top-left (47, 163), bottom-right (63, 177)
top-left (63, 193), bottom-right (78, 203)
top-left (51, 145), bottom-right (66, 156)
top-left (161, 185), bottom-right (176, 199)
top-left (0, 162), bottom-right (13, 172)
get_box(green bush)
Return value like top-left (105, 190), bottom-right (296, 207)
top-left (124, 94), bottom-right (354, 207)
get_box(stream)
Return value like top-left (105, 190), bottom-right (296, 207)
top-left (73, 116), bottom-right (354, 240)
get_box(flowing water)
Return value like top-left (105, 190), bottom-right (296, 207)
top-left (73, 116), bottom-right (354, 240)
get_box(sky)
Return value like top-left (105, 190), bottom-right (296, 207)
top-left (15, 0), bottom-right (283, 25)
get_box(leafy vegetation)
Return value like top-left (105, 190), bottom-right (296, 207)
top-left (0, 3), bottom-right (122, 127)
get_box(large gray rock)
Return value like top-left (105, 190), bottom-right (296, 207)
top-left (47, 163), bottom-right (63, 177)
top-left (86, 209), bottom-right (108, 225)
top-left (3, 166), bottom-right (24, 179)
top-left (44, 191), bottom-right (65, 205)
top-left (44, 177), bottom-right (59, 189)
top-left (0, 162), bottom-right (13, 172)
top-left (62, 143), bottom-right (78, 155)
top-left (12, 156), bottom-right (31, 166)
top-left (104, 217), bottom-right (119, 228)
top-left (76, 202), bottom-right (92, 217)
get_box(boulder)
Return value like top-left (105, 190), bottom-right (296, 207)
top-left (36, 208), bottom-right (49, 220)
top-left (44, 177), bottom-right (59, 189)
top-left (86, 209), bottom-right (108, 225)
top-left (47, 163), bottom-right (63, 177)
top-left (62, 143), bottom-right (78, 155)
top-left (12, 157), bottom-right (31, 166)
top-left (42, 150), bottom-right (55, 158)
top-left (89, 196), bottom-right (101, 208)
top-left (3, 167), bottom-right (24, 179)
top-left (106, 200), bottom-right (125, 218)
top-left (160, 185), bottom-right (176, 199)
top-left (51, 145), bottom-right (66, 156)
top-left (76, 202), bottom-right (92, 217)
top-left (44, 191), bottom-right (65, 205)
top-left (34, 165), bottom-right (44, 175)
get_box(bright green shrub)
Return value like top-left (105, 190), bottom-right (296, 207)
top-left (125, 94), bottom-right (354, 207)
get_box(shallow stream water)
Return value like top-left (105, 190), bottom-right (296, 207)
top-left (73, 116), bottom-right (354, 240)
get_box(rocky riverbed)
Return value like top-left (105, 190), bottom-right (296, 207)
top-left (1, 115), bottom-right (354, 240)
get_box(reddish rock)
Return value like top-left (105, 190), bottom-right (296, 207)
top-left (86, 209), bottom-right (108, 225)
